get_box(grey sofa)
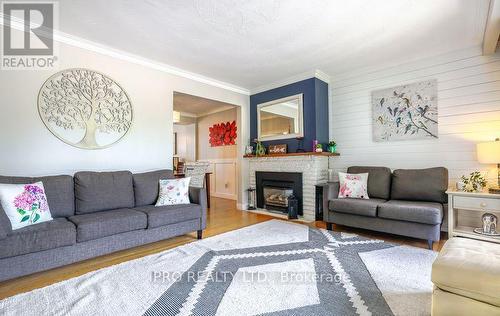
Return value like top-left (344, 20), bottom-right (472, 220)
top-left (0, 169), bottom-right (207, 282)
top-left (321, 166), bottom-right (448, 249)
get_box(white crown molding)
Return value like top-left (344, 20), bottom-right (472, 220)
top-left (0, 13), bottom-right (250, 95)
top-left (175, 106), bottom-right (235, 118)
top-left (250, 69), bottom-right (331, 95)
top-left (198, 106), bottom-right (237, 118)
top-left (178, 111), bottom-right (198, 118)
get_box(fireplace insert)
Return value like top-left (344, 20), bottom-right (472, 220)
top-left (255, 171), bottom-right (303, 215)
top-left (263, 187), bottom-right (293, 210)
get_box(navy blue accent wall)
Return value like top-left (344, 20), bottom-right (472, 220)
top-left (250, 78), bottom-right (329, 153)
top-left (314, 78), bottom-right (329, 146)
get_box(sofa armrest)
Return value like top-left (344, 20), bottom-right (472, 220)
top-left (320, 182), bottom-right (339, 222)
top-left (189, 187), bottom-right (207, 230)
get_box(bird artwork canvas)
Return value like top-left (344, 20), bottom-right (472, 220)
top-left (372, 79), bottom-right (438, 142)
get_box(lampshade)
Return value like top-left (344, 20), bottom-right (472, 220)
top-left (173, 111), bottom-right (181, 123)
top-left (477, 138), bottom-right (500, 163)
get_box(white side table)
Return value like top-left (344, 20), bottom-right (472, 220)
top-left (447, 190), bottom-right (500, 243)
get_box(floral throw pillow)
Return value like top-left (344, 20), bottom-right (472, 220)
top-left (0, 182), bottom-right (53, 230)
top-left (338, 172), bottom-right (369, 199)
top-left (155, 177), bottom-right (191, 206)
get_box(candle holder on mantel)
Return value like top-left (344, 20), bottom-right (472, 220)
top-left (295, 137), bottom-right (305, 153)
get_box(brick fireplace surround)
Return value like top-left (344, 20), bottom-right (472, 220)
top-left (246, 153), bottom-right (335, 221)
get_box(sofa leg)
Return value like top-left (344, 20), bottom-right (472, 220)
top-left (326, 223), bottom-right (333, 231)
top-left (427, 240), bottom-right (433, 250)
top-left (197, 230), bottom-right (203, 240)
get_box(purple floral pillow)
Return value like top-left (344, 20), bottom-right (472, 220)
top-left (0, 182), bottom-right (53, 230)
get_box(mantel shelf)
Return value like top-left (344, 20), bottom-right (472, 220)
top-left (243, 152), bottom-right (339, 158)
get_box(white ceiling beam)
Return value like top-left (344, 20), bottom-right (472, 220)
top-left (483, 0), bottom-right (500, 55)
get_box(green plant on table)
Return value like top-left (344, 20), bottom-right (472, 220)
top-left (461, 171), bottom-right (487, 193)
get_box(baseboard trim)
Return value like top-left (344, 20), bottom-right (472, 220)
top-left (211, 192), bottom-right (237, 200)
top-left (237, 203), bottom-right (248, 210)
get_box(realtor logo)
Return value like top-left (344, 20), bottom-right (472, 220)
top-left (1, 1), bottom-right (58, 70)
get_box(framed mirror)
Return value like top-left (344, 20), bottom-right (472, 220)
top-left (257, 93), bottom-right (303, 141)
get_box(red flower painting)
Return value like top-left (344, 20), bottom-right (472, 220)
top-left (209, 120), bottom-right (237, 147)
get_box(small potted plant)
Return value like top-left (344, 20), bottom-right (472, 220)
top-left (315, 143), bottom-right (323, 153)
top-left (328, 140), bottom-right (337, 153)
top-left (460, 171), bottom-right (487, 193)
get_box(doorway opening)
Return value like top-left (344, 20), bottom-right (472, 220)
top-left (173, 92), bottom-right (239, 202)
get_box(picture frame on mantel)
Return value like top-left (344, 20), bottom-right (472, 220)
top-left (268, 144), bottom-right (287, 154)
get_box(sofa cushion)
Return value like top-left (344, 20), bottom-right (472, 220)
top-left (34, 175), bottom-right (75, 217)
top-left (134, 204), bottom-right (202, 228)
top-left (0, 204), bottom-right (12, 239)
top-left (0, 175), bottom-right (74, 217)
top-left (378, 200), bottom-right (443, 225)
top-left (432, 238), bottom-right (500, 307)
top-left (69, 208), bottom-right (147, 242)
top-left (0, 218), bottom-right (76, 259)
top-left (391, 167), bottom-right (448, 203)
top-left (347, 166), bottom-right (392, 200)
top-left (74, 171), bottom-right (135, 214)
top-left (328, 198), bottom-right (386, 217)
top-left (133, 169), bottom-right (174, 207)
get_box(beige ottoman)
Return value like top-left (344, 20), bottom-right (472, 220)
top-left (431, 237), bottom-right (500, 316)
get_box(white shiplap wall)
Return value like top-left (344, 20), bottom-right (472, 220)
top-left (329, 46), bottom-right (500, 186)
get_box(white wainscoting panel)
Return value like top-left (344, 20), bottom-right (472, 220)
top-left (200, 159), bottom-right (237, 200)
top-left (328, 46), bottom-right (500, 187)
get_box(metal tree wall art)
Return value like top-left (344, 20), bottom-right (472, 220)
top-left (372, 79), bottom-right (438, 141)
top-left (38, 68), bottom-right (133, 149)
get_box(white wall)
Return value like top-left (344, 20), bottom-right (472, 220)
top-left (0, 33), bottom-right (249, 186)
top-left (329, 46), bottom-right (500, 186)
top-left (174, 124), bottom-right (196, 162)
top-left (196, 108), bottom-right (238, 200)
top-left (197, 108), bottom-right (238, 160)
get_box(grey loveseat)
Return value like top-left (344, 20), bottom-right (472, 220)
top-left (0, 169), bottom-right (207, 282)
top-left (321, 166), bottom-right (448, 249)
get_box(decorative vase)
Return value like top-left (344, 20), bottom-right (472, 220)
top-left (329, 144), bottom-right (336, 153)
top-left (255, 142), bottom-right (265, 156)
top-left (245, 145), bottom-right (253, 155)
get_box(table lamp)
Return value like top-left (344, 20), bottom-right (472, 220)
top-left (477, 138), bottom-right (500, 194)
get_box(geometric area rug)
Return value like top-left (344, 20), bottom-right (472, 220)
top-left (0, 220), bottom-right (437, 316)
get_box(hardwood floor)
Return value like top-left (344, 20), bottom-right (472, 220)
top-left (0, 197), bottom-right (447, 300)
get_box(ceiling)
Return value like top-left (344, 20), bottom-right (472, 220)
top-left (173, 92), bottom-right (235, 118)
top-left (57, 0), bottom-right (490, 90)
